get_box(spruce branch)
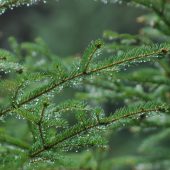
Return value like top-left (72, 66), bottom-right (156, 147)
top-left (0, 49), bottom-right (23, 73)
top-left (12, 81), bottom-right (25, 107)
top-left (0, 0), bottom-right (41, 11)
top-left (30, 102), bottom-right (167, 157)
top-left (0, 44), bottom-right (169, 117)
top-left (37, 102), bottom-right (48, 147)
top-left (80, 39), bottom-right (104, 73)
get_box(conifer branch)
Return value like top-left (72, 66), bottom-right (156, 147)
top-left (30, 102), bottom-right (165, 157)
top-left (37, 103), bottom-right (48, 147)
top-left (81, 40), bottom-right (103, 73)
top-left (0, 0), bottom-right (19, 9)
top-left (37, 124), bottom-right (45, 146)
top-left (0, 46), bottom-right (168, 117)
top-left (12, 82), bottom-right (25, 106)
top-left (82, 49), bottom-right (96, 74)
top-left (38, 103), bottom-right (48, 125)
top-left (1, 0), bottom-right (170, 169)
top-left (0, 0), bottom-right (40, 10)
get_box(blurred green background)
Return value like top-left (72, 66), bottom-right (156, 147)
top-left (0, 0), bottom-right (145, 56)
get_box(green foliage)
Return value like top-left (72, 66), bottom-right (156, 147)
top-left (0, 0), bottom-right (41, 14)
top-left (0, 0), bottom-right (170, 170)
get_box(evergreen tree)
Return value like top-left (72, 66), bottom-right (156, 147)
top-left (0, 0), bottom-right (170, 169)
